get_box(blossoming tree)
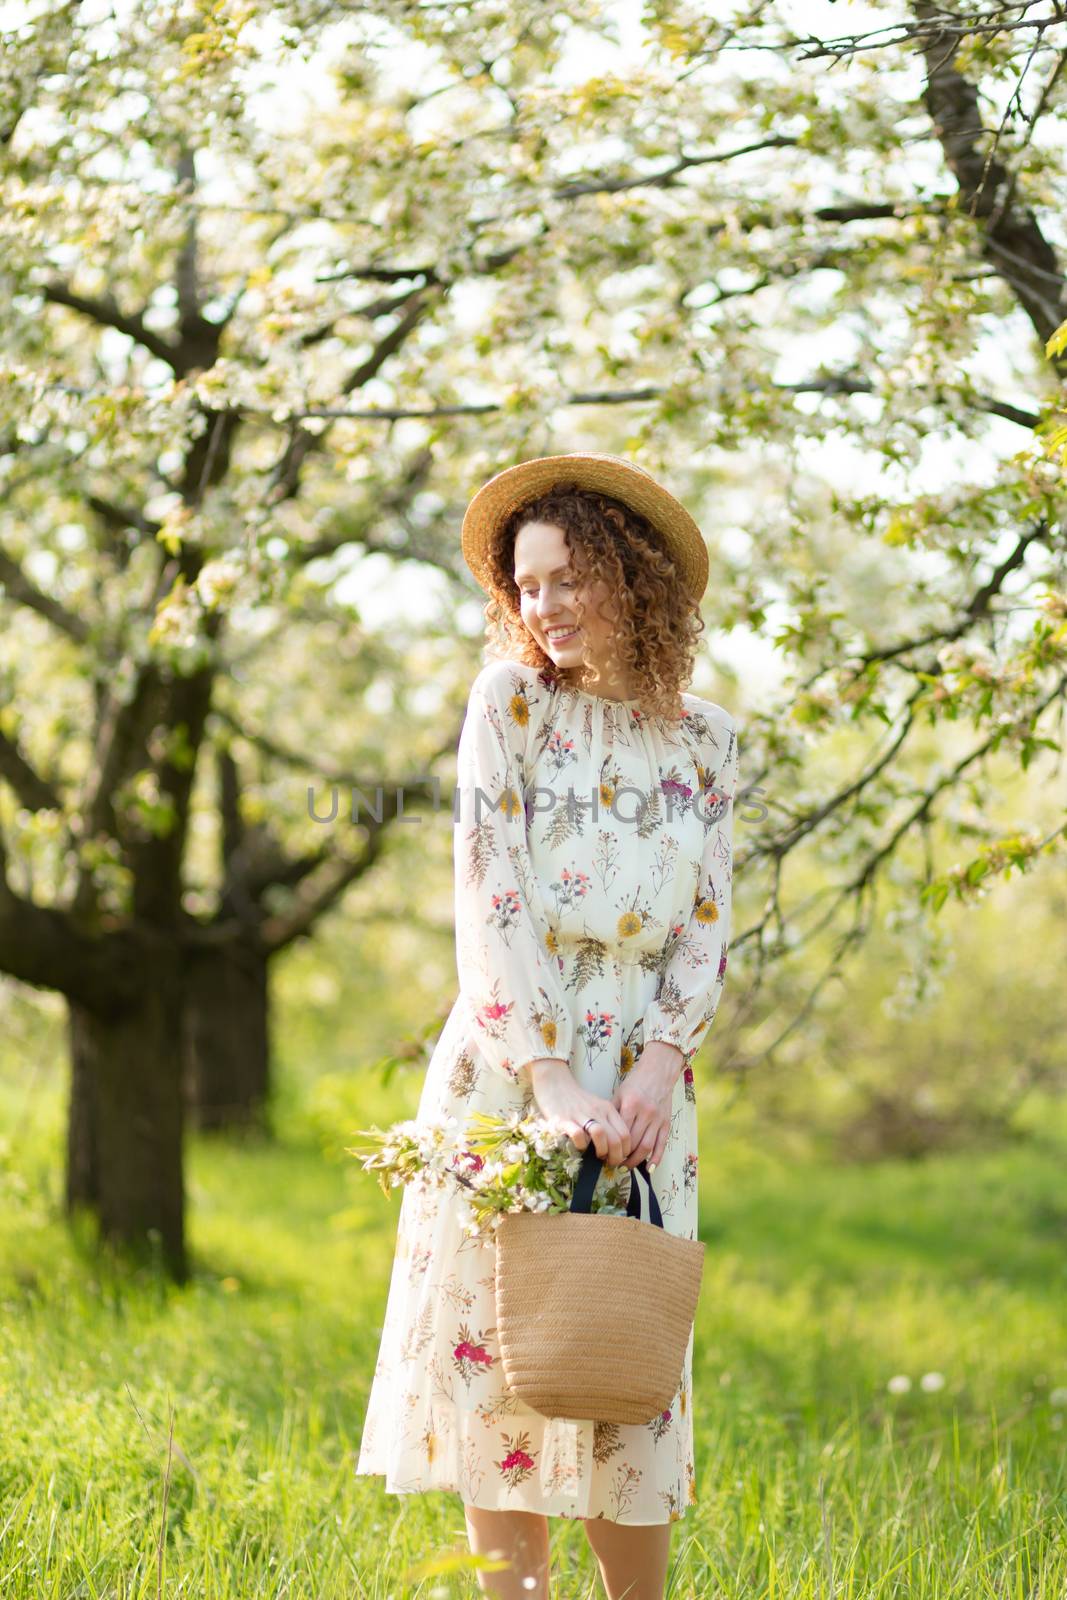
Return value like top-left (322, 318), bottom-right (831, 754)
top-left (1, 0), bottom-right (1066, 1277)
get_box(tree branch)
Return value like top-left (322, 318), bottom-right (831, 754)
top-left (553, 135), bottom-right (802, 199)
top-left (915, 0), bottom-right (1067, 347)
top-left (259, 819), bottom-right (392, 954)
top-left (0, 546), bottom-right (91, 642)
top-left (40, 281), bottom-right (179, 368)
top-left (795, 5), bottom-right (1067, 62)
top-left (209, 700), bottom-right (463, 795)
top-left (0, 730), bottom-right (62, 811)
top-left (232, 374), bottom-right (1041, 432)
top-left (0, 828), bottom-right (142, 1014)
top-left (264, 287), bottom-right (443, 507)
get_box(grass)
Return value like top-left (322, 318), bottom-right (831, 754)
top-left (1, 1061), bottom-right (1066, 1598)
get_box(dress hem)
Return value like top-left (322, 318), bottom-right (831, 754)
top-left (353, 1464), bottom-right (691, 1525)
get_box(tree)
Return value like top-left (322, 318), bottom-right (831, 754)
top-left (3, 0), bottom-right (1066, 1276)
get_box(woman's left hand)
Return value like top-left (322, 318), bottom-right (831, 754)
top-left (611, 1041), bottom-right (685, 1170)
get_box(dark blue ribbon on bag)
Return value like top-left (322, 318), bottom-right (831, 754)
top-left (568, 1145), bottom-right (664, 1228)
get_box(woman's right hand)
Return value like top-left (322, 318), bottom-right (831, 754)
top-left (529, 1060), bottom-right (633, 1167)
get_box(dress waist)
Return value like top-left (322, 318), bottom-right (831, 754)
top-left (550, 930), bottom-right (657, 967)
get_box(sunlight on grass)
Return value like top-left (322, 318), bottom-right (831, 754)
top-left (1, 1067), bottom-right (1066, 1596)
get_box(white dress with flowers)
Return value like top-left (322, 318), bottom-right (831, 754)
top-left (355, 656), bottom-right (739, 1525)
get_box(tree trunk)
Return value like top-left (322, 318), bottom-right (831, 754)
top-left (65, 966), bottom-right (187, 1281)
top-left (182, 936), bottom-right (271, 1134)
top-left (66, 1039), bottom-right (100, 1211)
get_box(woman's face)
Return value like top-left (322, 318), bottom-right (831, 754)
top-left (513, 519), bottom-right (620, 678)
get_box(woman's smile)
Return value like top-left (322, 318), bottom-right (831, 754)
top-left (514, 518), bottom-right (634, 698)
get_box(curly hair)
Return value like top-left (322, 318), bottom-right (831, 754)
top-left (480, 483), bottom-right (706, 724)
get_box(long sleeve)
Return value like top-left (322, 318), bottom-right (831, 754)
top-left (453, 662), bottom-right (575, 1087)
top-left (641, 714), bottom-right (739, 1071)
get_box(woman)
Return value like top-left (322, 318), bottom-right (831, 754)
top-left (355, 453), bottom-right (739, 1600)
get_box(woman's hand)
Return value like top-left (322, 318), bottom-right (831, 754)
top-left (611, 1041), bottom-right (684, 1170)
top-left (528, 1060), bottom-right (633, 1168)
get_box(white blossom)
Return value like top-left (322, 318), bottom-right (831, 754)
top-left (196, 556), bottom-right (244, 609)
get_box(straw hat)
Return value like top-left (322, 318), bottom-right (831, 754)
top-left (460, 452), bottom-right (709, 603)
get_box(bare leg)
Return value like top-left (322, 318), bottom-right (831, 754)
top-left (462, 1503), bottom-right (551, 1600)
top-left (581, 1517), bottom-right (673, 1600)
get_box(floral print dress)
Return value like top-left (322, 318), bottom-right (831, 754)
top-left (355, 656), bottom-right (739, 1525)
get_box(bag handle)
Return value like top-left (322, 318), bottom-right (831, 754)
top-left (569, 1144), bottom-right (664, 1229)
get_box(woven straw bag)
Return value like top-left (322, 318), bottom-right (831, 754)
top-left (493, 1146), bottom-right (705, 1424)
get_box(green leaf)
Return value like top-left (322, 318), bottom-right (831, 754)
top-left (1044, 318), bottom-right (1067, 359)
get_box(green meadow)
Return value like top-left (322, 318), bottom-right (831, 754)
top-left (2, 1052), bottom-right (1065, 1599)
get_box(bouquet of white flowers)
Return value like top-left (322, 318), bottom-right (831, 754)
top-left (347, 1108), bottom-right (632, 1245)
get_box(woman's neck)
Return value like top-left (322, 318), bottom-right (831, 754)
top-left (567, 662), bottom-right (637, 702)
